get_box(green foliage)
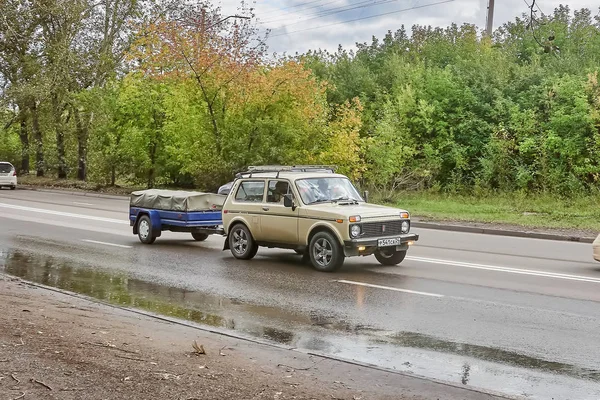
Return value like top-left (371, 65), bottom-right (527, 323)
top-left (2, 2), bottom-right (600, 198)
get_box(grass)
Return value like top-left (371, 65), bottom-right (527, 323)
top-left (386, 191), bottom-right (600, 234)
top-left (17, 175), bottom-right (144, 196)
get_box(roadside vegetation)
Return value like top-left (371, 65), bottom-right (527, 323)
top-left (1, 2), bottom-right (600, 230)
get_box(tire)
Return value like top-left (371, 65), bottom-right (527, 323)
top-left (137, 215), bottom-right (156, 244)
top-left (308, 231), bottom-right (344, 272)
top-left (228, 224), bottom-right (258, 260)
top-left (10, 185), bottom-right (16, 190)
top-left (374, 249), bottom-right (407, 266)
top-left (191, 232), bottom-right (209, 241)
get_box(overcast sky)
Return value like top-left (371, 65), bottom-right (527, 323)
top-left (218, 0), bottom-right (599, 55)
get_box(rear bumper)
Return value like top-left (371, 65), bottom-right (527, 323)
top-left (0, 177), bottom-right (17, 186)
top-left (344, 233), bottom-right (419, 248)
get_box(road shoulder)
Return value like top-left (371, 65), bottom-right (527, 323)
top-left (0, 275), bottom-right (506, 400)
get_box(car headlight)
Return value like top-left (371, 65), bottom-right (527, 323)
top-left (401, 220), bottom-right (410, 233)
top-left (350, 224), bottom-right (361, 238)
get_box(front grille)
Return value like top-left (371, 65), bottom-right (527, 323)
top-left (361, 220), bottom-right (406, 238)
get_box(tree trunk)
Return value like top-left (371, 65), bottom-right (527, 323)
top-left (53, 94), bottom-right (67, 179)
top-left (111, 166), bottom-right (116, 186)
top-left (74, 108), bottom-right (88, 181)
top-left (30, 100), bottom-right (44, 177)
top-left (147, 140), bottom-right (157, 189)
top-left (18, 112), bottom-right (30, 174)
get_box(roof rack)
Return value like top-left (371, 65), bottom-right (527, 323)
top-left (236, 165), bottom-right (337, 179)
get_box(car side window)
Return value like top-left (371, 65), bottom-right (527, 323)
top-left (234, 181), bottom-right (265, 203)
top-left (267, 180), bottom-right (291, 204)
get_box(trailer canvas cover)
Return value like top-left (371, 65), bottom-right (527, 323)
top-left (130, 189), bottom-right (227, 212)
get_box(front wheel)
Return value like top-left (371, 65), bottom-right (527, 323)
top-left (309, 231), bottom-right (344, 272)
top-left (374, 249), bottom-right (407, 266)
top-left (229, 224), bottom-right (258, 260)
top-left (137, 215), bottom-right (156, 244)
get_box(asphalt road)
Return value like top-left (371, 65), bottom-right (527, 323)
top-left (1, 189), bottom-right (599, 399)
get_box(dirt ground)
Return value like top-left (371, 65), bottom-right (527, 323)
top-left (0, 275), bottom-right (502, 400)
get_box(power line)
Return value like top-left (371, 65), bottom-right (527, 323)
top-left (260, 0), bottom-right (346, 23)
top-left (268, 0), bottom-right (455, 38)
top-left (263, 0), bottom-right (408, 26)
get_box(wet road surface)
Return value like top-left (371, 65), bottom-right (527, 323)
top-left (1, 189), bottom-right (600, 399)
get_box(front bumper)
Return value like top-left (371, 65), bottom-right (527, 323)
top-left (344, 233), bottom-right (419, 249)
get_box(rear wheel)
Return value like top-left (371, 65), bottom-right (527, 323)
top-left (374, 249), bottom-right (407, 266)
top-left (10, 185), bottom-right (16, 190)
top-left (309, 231), bottom-right (344, 272)
top-left (137, 215), bottom-right (156, 244)
top-left (191, 232), bottom-right (209, 242)
top-left (229, 224), bottom-right (258, 260)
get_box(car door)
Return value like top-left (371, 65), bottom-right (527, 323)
top-left (231, 179), bottom-right (267, 241)
top-left (259, 179), bottom-right (299, 244)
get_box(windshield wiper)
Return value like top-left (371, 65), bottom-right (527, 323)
top-left (332, 196), bottom-right (359, 203)
top-left (307, 198), bottom-right (331, 205)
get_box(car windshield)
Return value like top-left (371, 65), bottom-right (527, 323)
top-left (0, 163), bottom-right (13, 173)
top-left (295, 177), bottom-right (364, 205)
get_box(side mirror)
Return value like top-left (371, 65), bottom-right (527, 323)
top-left (363, 190), bottom-right (369, 203)
top-left (284, 194), bottom-right (297, 211)
top-left (283, 194), bottom-right (293, 208)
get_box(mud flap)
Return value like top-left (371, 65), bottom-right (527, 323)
top-left (146, 210), bottom-right (162, 238)
top-left (223, 236), bottom-right (230, 251)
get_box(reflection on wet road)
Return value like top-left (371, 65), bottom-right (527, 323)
top-left (2, 248), bottom-right (599, 400)
top-left (2, 190), bottom-right (600, 400)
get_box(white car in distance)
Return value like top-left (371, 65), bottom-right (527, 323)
top-left (0, 162), bottom-right (17, 190)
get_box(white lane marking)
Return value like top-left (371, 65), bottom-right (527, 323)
top-left (73, 201), bottom-right (94, 206)
top-left (336, 279), bottom-right (444, 298)
top-left (81, 239), bottom-right (132, 249)
top-left (0, 213), bottom-right (131, 237)
top-left (407, 256), bottom-right (600, 284)
top-left (0, 202), bottom-right (127, 224)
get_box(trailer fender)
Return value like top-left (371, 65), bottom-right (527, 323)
top-left (134, 210), bottom-right (162, 238)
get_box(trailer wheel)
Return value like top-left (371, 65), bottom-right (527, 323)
top-left (137, 215), bottom-right (156, 244)
top-left (192, 232), bottom-right (209, 242)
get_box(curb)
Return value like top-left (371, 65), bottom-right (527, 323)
top-left (17, 185), bottom-right (129, 200)
top-left (412, 222), bottom-right (596, 244)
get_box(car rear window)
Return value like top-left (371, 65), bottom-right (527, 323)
top-left (0, 163), bottom-right (13, 173)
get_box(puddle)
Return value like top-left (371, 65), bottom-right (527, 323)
top-left (1, 248), bottom-right (600, 400)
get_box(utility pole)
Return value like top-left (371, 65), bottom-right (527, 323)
top-left (485, 0), bottom-right (495, 36)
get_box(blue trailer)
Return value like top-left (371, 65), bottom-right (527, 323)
top-left (128, 189), bottom-right (226, 244)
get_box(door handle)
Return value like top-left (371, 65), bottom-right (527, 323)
top-left (262, 206), bottom-right (270, 211)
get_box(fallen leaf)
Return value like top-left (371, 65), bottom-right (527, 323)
top-left (192, 341), bottom-right (205, 355)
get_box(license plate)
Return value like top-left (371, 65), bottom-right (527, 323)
top-left (378, 238), bottom-right (402, 247)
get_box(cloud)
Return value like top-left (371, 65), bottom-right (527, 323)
top-left (217, 0), bottom-right (600, 54)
